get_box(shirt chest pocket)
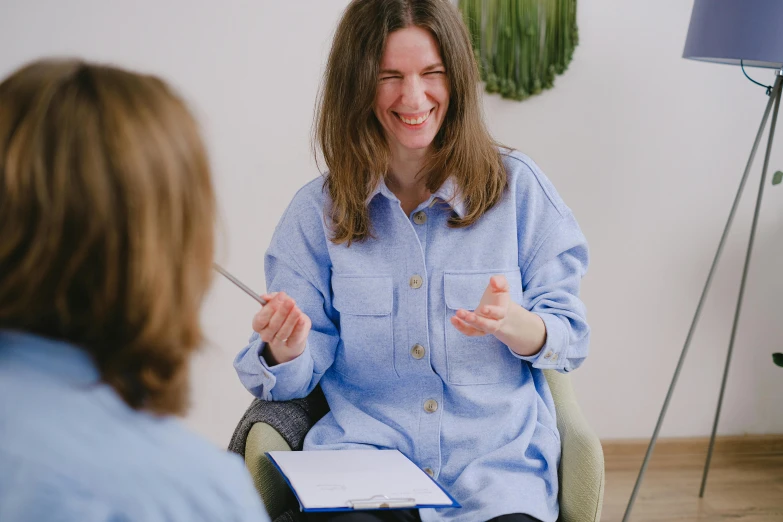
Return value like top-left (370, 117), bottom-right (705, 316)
top-left (331, 275), bottom-right (396, 382)
top-left (443, 270), bottom-right (524, 385)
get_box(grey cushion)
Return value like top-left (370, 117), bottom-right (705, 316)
top-left (228, 386), bottom-right (328, 457)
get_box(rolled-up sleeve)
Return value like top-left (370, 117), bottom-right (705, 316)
top-left (233, 333), bottom-right (318, 401)
top-left (233, 196), bottom-right (340, 401)
top-left (517, 211), bottom-right (590, 373)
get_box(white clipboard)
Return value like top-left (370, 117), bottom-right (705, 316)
top-left (266, 450), bottom-right (460, 512)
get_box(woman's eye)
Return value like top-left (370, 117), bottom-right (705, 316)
top-left (380, 76), bottom-right (401, 81)
top-left (426, 71), bottom-right (446, 76)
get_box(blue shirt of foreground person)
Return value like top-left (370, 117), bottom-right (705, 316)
top-left (0, 332), bottom-right (268, 522)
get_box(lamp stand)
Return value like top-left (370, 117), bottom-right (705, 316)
top-left (622, 68), bottom-right (783, 522)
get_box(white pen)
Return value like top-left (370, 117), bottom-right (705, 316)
top-left (212, 263), bottom-right (267, 306)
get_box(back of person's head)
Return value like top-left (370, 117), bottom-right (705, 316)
top-left (0, 59), bottom-right (215, 416)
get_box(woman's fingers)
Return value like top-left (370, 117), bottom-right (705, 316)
top-left (253, 293), bottom-right (313, 365)
top-left (267, 293), bottom-right (293, 332)
top-left (477, 305), bottom-right (505, 321)
top-left (455, 309), bottom-right (500, 335)
top-left (477, 275), bottom-right (510, 311)
top-left (251, 292), bottom-right (282, 332)
top-left (275, 306), bottom-right (303, 344)
top-left (450, 314), bottom-right (482, 336)
top-left (287, 314), bottom-right (312, 348)
top-left (489, 275), bottom-right (509, 293)
top-left (252, 307), bottom-right (272, 333)
top-left (256, 293), bottom-right (293, 342)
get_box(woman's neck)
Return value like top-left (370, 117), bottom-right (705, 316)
top-left (386, 145), bottom-right (432, 215)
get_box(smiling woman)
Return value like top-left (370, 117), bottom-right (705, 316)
top-left (233, 1), bottom-right (591, 522)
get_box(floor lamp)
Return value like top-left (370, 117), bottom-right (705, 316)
top-left (623, 1), bottom-right (783, 520)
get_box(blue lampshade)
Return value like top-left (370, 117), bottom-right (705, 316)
top-left (683, 0), bottom-right (783, 69)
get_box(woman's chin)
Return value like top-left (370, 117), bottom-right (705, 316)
top-left (393, 136), bottom-right (438, 153)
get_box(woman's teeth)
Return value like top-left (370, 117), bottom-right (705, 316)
top-left (398, 111), bottom-right (430, 125)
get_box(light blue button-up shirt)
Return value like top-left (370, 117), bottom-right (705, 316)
top-left (234, 150), bottom-right (589, 522)
top-left (0, 331), bottom-right (270, 522)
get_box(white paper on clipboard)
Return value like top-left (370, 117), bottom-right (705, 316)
top-left (266, 449), bottom-right (460, 511)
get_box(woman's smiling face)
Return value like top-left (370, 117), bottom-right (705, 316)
top-left (373, 26), bottom-right (450, 156)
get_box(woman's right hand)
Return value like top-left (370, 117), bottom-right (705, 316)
top-left (252, 292), bottom-right (311, 366)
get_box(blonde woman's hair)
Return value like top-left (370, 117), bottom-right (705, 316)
top-left (0, 59), bottom-right (215, 415)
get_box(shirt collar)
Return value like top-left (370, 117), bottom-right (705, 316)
top-left (366, 176), bottom-right (466, 218)
top-left (0, 330), bottom-right (100, 384)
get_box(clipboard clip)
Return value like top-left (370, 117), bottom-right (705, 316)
top-left (347, 495), bottom-right (417, 510)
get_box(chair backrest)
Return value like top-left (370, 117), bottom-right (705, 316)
top-left (544, 370), bottom-right (605, 522)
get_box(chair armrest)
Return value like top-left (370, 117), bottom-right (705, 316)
top-left (544, 370), bottom-right (605, 522)
top-left (245, 423), bottom-right (296, 520)
top-left (231, 389), bottom-right (328, 520)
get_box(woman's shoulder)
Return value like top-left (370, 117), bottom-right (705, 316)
top-left (278, 175), bottom-right (330, 227)
top-left (498, 147), bottom-right (571, 218)
top-left (290, 175), bottom-right (329, 206)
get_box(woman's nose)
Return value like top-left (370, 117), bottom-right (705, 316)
top-left (400, 75), bottom-right (426, 109)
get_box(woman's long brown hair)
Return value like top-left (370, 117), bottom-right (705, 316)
top-left (316, 0), bottom-right (507, 245)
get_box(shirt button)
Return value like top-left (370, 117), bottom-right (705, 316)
top-left (424, 467), bottom-right (434, 477)
top-left (544, 351), bottom-right (553, 359)
top-left (413, 211), bottom-right (427, 225)
top-left (423, 399), bottom-right (438, 413)
top-left (409, 275), bottom-right (423, 289)
top-left (411, 344), bottom-right (426, 359)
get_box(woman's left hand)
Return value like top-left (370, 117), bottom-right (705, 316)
top-left (450, 274), bottom-right (547, 357)
top-left (450, 275), bottom-right (511, 337)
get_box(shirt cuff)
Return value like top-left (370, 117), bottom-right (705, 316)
top-left (234, 333), bottom-right (314, 400)
top-left (258, 341), bottom-right (314, 399)
top-left (513, 313), bottom-right (569, 371)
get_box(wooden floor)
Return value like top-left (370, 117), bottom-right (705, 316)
top-left (600, 435), bottom-right (783, 522)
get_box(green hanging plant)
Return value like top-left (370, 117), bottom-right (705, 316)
top-left (459, 0), bottom-right (578, 101)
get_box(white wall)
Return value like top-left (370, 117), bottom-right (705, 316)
top-left (1, 0), bottom-right (781, 446)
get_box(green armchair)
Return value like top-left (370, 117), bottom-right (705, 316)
top-left (234, 370), bottom-right (604, 522)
